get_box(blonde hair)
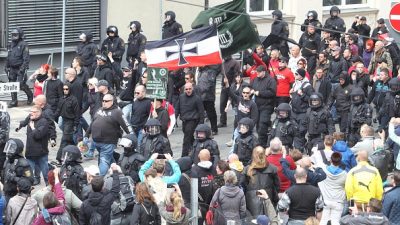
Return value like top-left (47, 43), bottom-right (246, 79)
top-left (247, 146), bottom-right (267, 182)
top-left (304, 217), bottom-right (319, 225)
top-left (170, 191), bottom-right (183, 219)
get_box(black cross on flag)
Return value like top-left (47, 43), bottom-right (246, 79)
top-left (145, 25), bottom-right (222, 70)
top-left (166, 39), bottom-right (198, 66)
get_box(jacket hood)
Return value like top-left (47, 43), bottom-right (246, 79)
top-left (165, 11), bottom-right (176, 21)
top-left (307, 10), bottom-right (318, 20)
top-left (332, 140), bottom-right (349, 153)
top-left (197, 161), bottom-right (213, 169)
top-left (176, 156), bottom-right (193, 173)
top-left (220, 185), bottom-right (242, 198)
top-left (63, 82), bottom-right (72, 96)
top-left (238, 117), bottom-right (255, 133)
top-left (339, 72), bottom-right (350, 87)
top-left (162, 204), bottom-right (189, 224)
top-left (326, 165), bottom-right (346, 176)
top-left (14, 194), bottom-right (37, 210)
top-left (88, 191), bottom-right (105, 205)
top-left (82, 30), bottom-right (93, 42)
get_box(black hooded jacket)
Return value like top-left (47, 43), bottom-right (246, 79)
top-left (76, 31), bottom-right (98, 67)
top-left (94, 64), bottom-right (114, 86)
top-left (55, 83), bottom-right (80, 127)
top-left (329, 72), bottom-right (352, 112)
top-left (162, 11), bottom-right (183, 39)
top-left (79, 172), bottom-right (120, 225)
top-left (233, 118), bottom-right (259, 165)
top-left (127, 21), bottom-right (147, 62)
top-left (6, 28), bottom-right (29, 71)
top-left (44, 78), bottom-right (63, 112)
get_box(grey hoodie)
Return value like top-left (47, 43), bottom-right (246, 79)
top-left (318, 166), bottom-right (347, 204)
top-left (340, 212), bottom-right (389, 225)
top-left (209, 184), bottom-right (246, 221)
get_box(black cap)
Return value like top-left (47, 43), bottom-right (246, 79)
top-left (278, 56), bottom-right (289, 63)
top-left (295, 68), bottom-right (306, 78)
top-left (256, 65), bottom-right (267, 72)
top-left (377, 18), bottom-right (385, 24)
top-left (17, 178), bottom-right (32, 193)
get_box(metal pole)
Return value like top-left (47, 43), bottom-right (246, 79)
top-left (60, 0), bottom-right (66, 81)
top-left (190, 178), bottom-right (198, 225)
top-left (160, 0), bottom-right (163, 39)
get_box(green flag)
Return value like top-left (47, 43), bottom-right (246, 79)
top-left (191, 0), bottom-right (245, 29)
top-left (218, 13), bottom-right (260, 57)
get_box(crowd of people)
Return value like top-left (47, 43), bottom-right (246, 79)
top-left (1, 4), bottom-right (400, 225)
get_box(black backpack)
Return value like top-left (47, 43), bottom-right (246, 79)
top-left (142, 203), bottom-right (156, 225)
top-left (112, 176), bottom-right (136, 214)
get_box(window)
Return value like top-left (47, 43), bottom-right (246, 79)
top-left (247, 0), bottom-right (282, 14)
top-left (323, 0), bottom-right (367, 7)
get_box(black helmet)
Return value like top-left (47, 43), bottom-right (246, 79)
top-left (272, 10), bottom-right (283, 20)
top-left (276, 103), bottom-right (291, 119)
top-left (4, 138), bottom-right (24, 157)
top-left (389, 77), bottom-right (400, 94)
top-left (351, 87), bottom-right (365, 105)
top-left (165, 11), bottom-right (176, 21)
top-left (307, 10), bottom-right (318, 20)
top-left (120, 133), bottom-right (138, 154)
top-left (330, 6), bottom-right (340, 16)
top-left (195, 124), bottom-right (211, 141)
top-left (62, 145), bottom-right (81, 162)
top-left (106, 25), bottom-right (118, 36)
top-left (309, 93), bottom-right (323, 109)
top-left (237, 117), bottom-right (254, 135)
top-left (145, 119), bottom-right (161, 136)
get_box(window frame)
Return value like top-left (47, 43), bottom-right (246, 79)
top-left (246, 0), bottom-right (282, 16)
top-left (322, 0), bottom-right (368, 10)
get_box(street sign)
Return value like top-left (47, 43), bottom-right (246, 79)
top-left (146, 67), bottom-right (168, 99)
top-left (0, 82), bottom-right (20, 93)
top-left (390, 3), bottom-right (400, 32)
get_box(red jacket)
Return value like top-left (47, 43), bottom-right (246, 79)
top-left (267, 154), bottom-right (296, 192)
top-left (245, 53), bottom-right (267, 81)
top-left (275, 67), bottom-right (295, 97)
top-left (32, 183), bottom-right (67, 225)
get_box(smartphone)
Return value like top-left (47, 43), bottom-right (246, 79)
top-left (349, 199), bottom-right (355, 208)
top-left (157, 154), bottom-right (166, 159)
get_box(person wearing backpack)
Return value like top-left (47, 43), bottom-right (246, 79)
top-left (118, 133), bottom-right (146, 183)
top-left (32, 168), bottom-right (71, 225)
top-left (104, 165), bottom-right (135, 225)
top-left (79, 163), bottom-right (121, 225)
top-left (130, 182), bottom-right (161, 225)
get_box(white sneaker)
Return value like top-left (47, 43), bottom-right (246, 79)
top-left (226, 140), bottom-right (233, 147)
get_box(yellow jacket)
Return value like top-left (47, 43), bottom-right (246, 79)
top-left (345, 161), bottom-right (383, 203)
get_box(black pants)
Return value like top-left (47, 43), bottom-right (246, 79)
top-left (305, 55), bottom-right (317, 79)
top-left (219, 87), bottom-right (229, 125)
top-left (257, 108), bottom-right (273, 147)
top-left (276, 96), bottom-right (291, 107)
top-left (8, 68), bottom-right (33, 102)
top-left (57, 119), bottom-right (75, 161)
top-left (338, 110), bottom-right (349, 133)
top-left (182, 119), bottom-right (199, 157)
top-left (292, 111), bottom-right (307, 152)
top-left (203, 101), bottom-right (218, 133)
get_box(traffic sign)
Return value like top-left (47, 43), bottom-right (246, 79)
top-left (390, 3), bottom-right (400, 32)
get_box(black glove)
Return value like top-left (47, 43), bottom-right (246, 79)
top-left (15, 127), bottom-right (20, 132)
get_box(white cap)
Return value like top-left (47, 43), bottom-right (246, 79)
top-left (84, 165), bottom-right (100, 176)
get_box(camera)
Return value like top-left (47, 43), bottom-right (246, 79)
top-left (157, 154), bottom-right (166, 159)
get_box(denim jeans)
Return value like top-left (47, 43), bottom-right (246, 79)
top-left (27, 154), bottom-right (49, 184)
top-left (94, 142), bottom-right (116, 176)
top-left (122, 104), bottom-right (132, 125)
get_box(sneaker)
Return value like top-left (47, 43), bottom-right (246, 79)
top-left (226, 140), bottom-right (233, 147)
top-left (217, 123), bottom-right (227, 128)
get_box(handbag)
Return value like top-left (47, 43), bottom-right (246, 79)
top-left (206, 189), bottom-right (226, 225)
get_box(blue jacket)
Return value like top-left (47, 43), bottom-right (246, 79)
top-left (383, 185), bottom-right (400, 224)
top-left (333, 140), bottom-right (357, 172)
top-left (280, 158), bottom-right (326, 187)
top-left (139, 158), bottom-right (181, 184)
top-left (0, 194), bottom-right (5, 225)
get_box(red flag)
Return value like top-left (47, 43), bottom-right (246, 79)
top-left (145, 26), bottom-right (222, 70)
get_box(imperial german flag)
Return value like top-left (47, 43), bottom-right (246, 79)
top-left (145, 25), bottom-right (222, 70)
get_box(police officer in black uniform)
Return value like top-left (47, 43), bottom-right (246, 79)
top-left (347, 87), bottom-right (373, 146)
top-left (269, 103), bottom-right (299, 150)
top-left (233, 117), bottom-right (259, 166)
top-left (126, 21), bottom-right (147, 67)
top-left (299, 25), bottom-right (321, 76)
top-left (301, 10), bottom-right (323, 35)
top-left (162, 11), bottom-right (183, 39)
top-left (76, 31), bottom-right (98, 76)
top-left (139, 119), bottom-right (172, 160)
top-left (301, 93), bottom-right (335, 154)
top-left (2, 138), bottom-right (33, 201)
top-left (270, 10), bottom-right (290, 58)
top-left (101, 26), bottom-right (125, 93)
top-left (118, 134), bottom-right (146, 183)
top-left (0, 110), bottom-right (10, 174)
top-left (60, 145), bottom-right (87, 200)
top-left (191, 124), bottom-right (220, 166)
top-left (5, 28), bottom-right (33, 107)
top-left (386, 77), bottom-right (400, 119)
top-left (323, 6), bottom-right (346, 44)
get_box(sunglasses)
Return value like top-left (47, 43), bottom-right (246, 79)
top-left (63, 88), bottom-right (69, 90)
top-left (242, 92), bottom-right (250, 94)
top-left (103, 100), bottom-right (112, 103)
top-left (185, 88), bottom-right (192, 90)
